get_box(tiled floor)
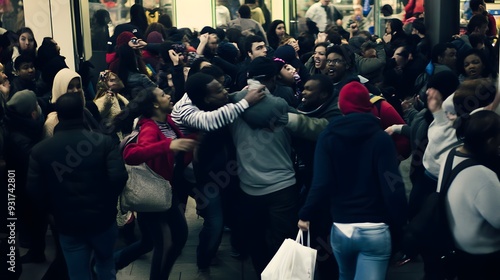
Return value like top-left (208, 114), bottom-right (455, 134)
top-left (19, 159), bottom-right (425, 280)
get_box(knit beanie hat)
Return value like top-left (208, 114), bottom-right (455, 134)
top-left (427, 71), bottom-right (459, 100)
top-left (338, 81), bottom-right (373, 115)
top-left (147, 31), bottom-right (163, 44)
top-left (247, 56), bottom-right (278, 79)
top-left (273, 44), bottom-right (301, 69)
top-left (7, 90), bottom-right (38, 117)
top-left (116, 31), bottom-right (135, 48)
top-left (200, 26), bottom-right (216, 35)
top-left (217, 42), bottom-right (239, 63)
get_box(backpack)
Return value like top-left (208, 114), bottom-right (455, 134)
top-left (403, 149), bottom-right (477, 269)
top-left (369, 94), bottom-right (384, 117)
top-left (145, 8), bottom-right (161, 25)
top-left (413, 71), bottom-right (429, 101)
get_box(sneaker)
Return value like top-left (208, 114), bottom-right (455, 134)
top-left (229, 248), bottom-right (241, 259)
top-left (230, 248), bottom-right (248, 260)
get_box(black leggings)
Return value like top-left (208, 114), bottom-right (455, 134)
top-left (115, 197), bottom-right (188, 280)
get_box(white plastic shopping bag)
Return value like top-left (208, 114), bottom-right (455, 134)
top-left (261, 230), bottom-right (317, 280)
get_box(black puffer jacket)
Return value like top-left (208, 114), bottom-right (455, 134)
top-left (27, 119), bottom-right (128, 236)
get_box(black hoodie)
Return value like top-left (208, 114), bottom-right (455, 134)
top-left (299, 112), bottom-right (408, 229)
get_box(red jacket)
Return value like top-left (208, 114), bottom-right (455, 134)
top-left (371, 100), bottom-right (411, 160)
top-left (487, 13), bottom-right (497, 37)
top-left (123, 116), bottom-right (191, 181)
top-left (404, 0), bottom-right (424, 20)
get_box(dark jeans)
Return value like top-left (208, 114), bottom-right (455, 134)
top-left (409, 171), bottom-right (443, 279)
top-left (237, 186), bottom-right (299, 274)
top-left (114, 198), bottom-right (188, 280)
top-left (42, 218), bottom-right (69, 280)
top-left (309, 209), bottom-right (339, 280)
top-left (18, 190), bottom-right (47, 255)
top-left (408, 168), bottom-right (438, 220)
top-left (194, 184), bottom-right (225, 270)
top-left (59, 224), bottom-right (118, 280)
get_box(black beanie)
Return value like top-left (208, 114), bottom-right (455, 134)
top-left (427, 71), bottom-right (459, 100)
top-left (247, 56), bottom-right (278, 79)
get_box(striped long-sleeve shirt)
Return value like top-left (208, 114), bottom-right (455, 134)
top-left (171, 93), bottom-right (249, 135)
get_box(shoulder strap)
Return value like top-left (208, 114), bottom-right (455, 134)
top-left (370, 94), bottom-right (384, 116)
top-left (440, 149), bottom-right (478, 196)
top-left (119, 127), bottom-right (140, 153)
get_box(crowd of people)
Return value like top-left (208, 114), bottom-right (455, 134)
top-left (1, 0), bottom-right (500, 280)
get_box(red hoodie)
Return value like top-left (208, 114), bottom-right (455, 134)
top-left (371, 100), bottom-right (411, 160)
top-left (123, 116), bottom-right (193, 182)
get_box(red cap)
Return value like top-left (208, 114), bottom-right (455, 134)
top-left (338, 81), bottom-right (373, 115)
top-left (116, 31), bottom-right (135, 48)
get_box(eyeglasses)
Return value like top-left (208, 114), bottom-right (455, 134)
top-left (326, 59), bottom-right (345, 65)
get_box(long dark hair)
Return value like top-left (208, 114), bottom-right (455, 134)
top-left (112, 87), bottom-right (157, 133)
top-left (115, 44), bottom-right (149, 89)
top-left (267, 20), bottom-right (285, 50)
top-left (455, 110), bottom-right (500, 175)
top-left (16, 27), bottom-right (37, 56)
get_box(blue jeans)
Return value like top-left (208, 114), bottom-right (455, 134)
top-left (195, 186), bottom-right (224, 270)
top-left (330, 224), bottom-right (391, 280)
top-left (59, 223), bottom-right (118, 280)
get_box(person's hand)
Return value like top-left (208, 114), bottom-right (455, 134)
top-left (105, 90), bottom-right (114, 100)
top-left (168, 49), bottom-right (180, 66)
top-left (199, 33), bottom-right (209, 44)
top-left (170, 139), bottom-right (198, 152)
top-left (350, 22), bottom-right (358, 32)
top-left (478, 4), bottom-right (486, 14)
top-left (298, 220), bottom-right (310, 231)
top-left (244, 84), bottom-right (266, 106)
top-left (0, 80), bottom-right (10, 98)
top-left (401, 96), bottom-right (415, 112)
top-left (383, 33), bottom-right (392, 43)
top-left (385, 126), bottom-right (395, 135)
top-left (129, 38), bottom-right (147, 49)
top-left (426, 88), bottom-right (443, 113)
top-left (317, 32), bottom-right (328, 43)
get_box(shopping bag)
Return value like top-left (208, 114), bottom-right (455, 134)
top-left (261, 230), bottom-right (317, 280)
